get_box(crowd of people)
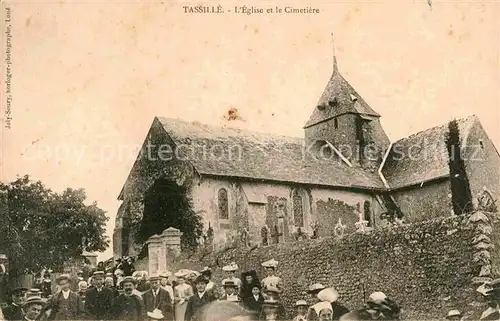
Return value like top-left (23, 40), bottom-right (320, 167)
top-left (0, 257), bottom-right (499, 321)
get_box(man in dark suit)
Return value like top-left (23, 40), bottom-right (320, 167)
top-left (242, 285), bottom-right (264, 314)
top-left (85, 271), bottom-right (114, 320)
top-left (3, 287), bottom-right (27, 321)
top-left (142, 276), bottom-right (173, 320)
top-left (112, 277), bottom-right (145, 321)
top-left (184, 275), bottom-right (216, 321)
top-left (218, 280), bottom-right (241, 303)
top-left (42, 274), bottom-right (85, 320)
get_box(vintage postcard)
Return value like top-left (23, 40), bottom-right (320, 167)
top-left (1, 1), bottom-right (499, 320)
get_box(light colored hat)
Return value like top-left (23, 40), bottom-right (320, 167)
top-left (78, 281), bottom-right (88, 290)
top-left (262, 298), bottom-right (279, 307)
top-left (121, 276), bottom-right (136, 285)
top-left (317, 287), bottom-right (339, 303)
top-left (222, 263), bottom-right (238, 272)
top-left (147, 309), bottom-right (165, 320)
top-left (23, 296), bottom-right (44, 307)
top-left (261, 259), bottom-right (278, 268)
top-left (104, 277), bottom-right (114, 284)
top-left (368, 291), bottom-right (387, 303)
top-left (175, 269), bottom-right (193, 278)
top-left (307, 283), bottom-right (326, 293)
top-left (200, 267), bottom-right (212, 274)
top-left (0, 254), bottom-right (7, 260)
top-left (105, 272), bottom-right (113, 277)
top-left (132, 271), bottom-right (148, 279)
top-left (150, 276), bottom-right (161, 282)
top-left (27, 289), bottom-right (42, 298)
top-left (159, 271), bottom-right (172, 278)
top-left (55, 274), bottom-right (71, 284)
top-left (222, 280), bottom-right (237, 287)
top-left (93, 271), bottom-right (105, 278)
top-left (295, 300), bottom-right (308, 307)
top-left (446, 310), bottom-right (463, 318)
top-left (312, 301), bottom-right (332, 315)
top-left (114, 269), bottom-right (124, 276)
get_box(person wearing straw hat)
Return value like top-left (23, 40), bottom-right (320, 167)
top-left (174, 271), bottom-right (194, 321)
top-left (104, 276), bottom-right (120, 299)
top-left (219, 280), bottom-right (241, 303)
top-left (311, 301), bottom-right (333, 321)
top-left (199, 267), bottom-right (217, 298)
top-left (242, 283), bottom-right (264, 314)
top-left (159, 271), bottom-right (174, 302)
top-left (184, 275), bottom-right (216, 321)
top-left (339, 291), bottom-right (400, 321)
top-left (307, 284), bottom-right (326, 301)
top-left (221, 263), bottom-right (242, 294)
top-left (143, 276), bottom-right (173, 321)
top-left (42, 274), bottom-right (85, 320)
top-left (112, 276), bottom-right (146, 321)
top-left (26, 289), bottom-right (42, 299)
top-left (260, 259), bottom-right (282, 295)
top-left (3, 287), bottom-right (28, 321)
top-left (85, 271), bottom-right (114, 320)
top-left (293, 300), bottom-right (309, 321)
top-left (260, 288), bottom-right (285, 320)
top-left (23, 296), bottom-right (45, 321)
top-left (446, 310), bottom-right (464, 321)
top-left (259, 297), bottom-right (285, 321)
top-left (316, 287), bottom-right (349, 321)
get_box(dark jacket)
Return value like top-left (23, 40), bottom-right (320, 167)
top-left (112, 294), bottom-right (145, 321)
top-left (85, 286), bottom-right (114, 320)
top-left (184, 292), bottom-right (216, 321)
top-left (243, 294), bottom-right (264, 313)
top-left (42, 290), bottom-right (85, 320)
top-left (331, 301), bottom-right (350, 321)
top-left (142, 287), bottom-right (173, 320)
top-left (3, 303), bottom-right (23, 321)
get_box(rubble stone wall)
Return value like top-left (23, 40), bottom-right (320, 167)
top-left (163, 212), bottom-right (499, 319)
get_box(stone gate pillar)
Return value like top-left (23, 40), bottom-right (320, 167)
top-left (146, 235), bottom-right (166, 277)
top-left (162, 227), bottom-right (183, 259)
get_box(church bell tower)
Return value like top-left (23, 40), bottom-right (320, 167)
top-left (304, 36), bottom-right (390, 172)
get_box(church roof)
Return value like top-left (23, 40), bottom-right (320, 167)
top-left (156, 117), bottom-right (386, 190)
top-left (304, 66), bottom-right (380, 128)
top-left (381, 115), bottom-right (478, 190)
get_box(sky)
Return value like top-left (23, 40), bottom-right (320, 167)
top-left (1, 0), bottom-right (499, 261)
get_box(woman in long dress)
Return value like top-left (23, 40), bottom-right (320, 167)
top-left (174, 274), bottom-right (194, 321)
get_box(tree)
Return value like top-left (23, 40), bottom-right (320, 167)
top-left (135, 179), bottom-right (203, 251)
top-left (0, 175), bottom-right (109, 276)
top-left (445, 119), bottom-right (474, 215)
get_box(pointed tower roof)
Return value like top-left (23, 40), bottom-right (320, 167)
top-left (304, 41), bottom-right (380, 128)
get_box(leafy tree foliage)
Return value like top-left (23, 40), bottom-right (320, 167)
top-left (0, 175), bottom-right (109, 275)
top-left (445, 119), bottom-right (474, 215)
top-left (135, 179), bottom-right (203, 251)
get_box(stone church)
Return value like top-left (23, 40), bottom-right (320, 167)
top-left (113, 53), bottom-right (500, 259)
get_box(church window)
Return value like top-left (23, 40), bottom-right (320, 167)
top-left (121, 227), bottom-right (130, 256)
top-left (218, 188), bottom-right (229, 220)
top-left (479, 140), bottom-right (484, 149)
top-left (293, 191), bottom-right (304, 227)
top-left (334, 118), bottom-right (338, 130)
top-left (363, 201), bottom-right (371, 227)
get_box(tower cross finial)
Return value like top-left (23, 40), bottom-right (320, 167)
top-left (331, 32), bottom-right (338, 72)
